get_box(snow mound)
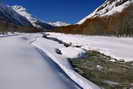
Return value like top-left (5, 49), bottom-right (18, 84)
top-left (58, 47), bottom-right (87, 59)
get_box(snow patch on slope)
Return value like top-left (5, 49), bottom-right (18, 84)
top-left (48, 21), bottom-right (70, 27)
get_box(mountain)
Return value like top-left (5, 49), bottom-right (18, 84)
top-left (0, 3), bottom-right (32, 26)
top-left (12, 5), bottom-right (54, 30)
top-left (54, 0), bottom-right (133, 36)
top-left (0, 3), bottom-right (54, 33)
top-left (77, 0), bottom-right (133, 24)
top-left (48, 21), bottom-right (70, 27)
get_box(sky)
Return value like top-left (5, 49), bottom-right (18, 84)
top-left (5, 0), bottom-right (106, 24)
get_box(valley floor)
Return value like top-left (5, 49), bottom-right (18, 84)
top-left (0, 34), bottom-right (80, 89)
top-left (1, 32), bottom-right (133, 89)
top-left (47, 33), bottom-right (133, 62)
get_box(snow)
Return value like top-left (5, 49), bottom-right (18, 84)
top-left (103, 80), bottom-right (120, 85)
top-left (101, 0), bottom-right (132, 16)
top-left (12, 5), bottom-right (41, 28)
top-left (96, 65), bottom-right (103, 71)
top-left (59, 47), bottom-right (87, 59)
top-left (32, 34), bottom-right (101, 89)
top-left (48, 21), bottom-right (70, 27)
top-left (77, 0), bottom-right (133, 24)
top-left (0, 34), bottom-right (81, 89)
top-left (47, 32), bottom-right (133, 62)
top-left (3, 32), bottom-right (129, 89)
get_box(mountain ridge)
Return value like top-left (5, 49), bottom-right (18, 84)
top-left (77, 0), bottom-right (133, 24)
top-left (12, 5), bottom-right (54, 30)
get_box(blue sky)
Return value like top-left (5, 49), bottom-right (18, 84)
top-left (5, 0), bottom-right (105, 24)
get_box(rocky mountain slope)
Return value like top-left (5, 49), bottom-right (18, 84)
top-left (78, 0), bottom-right (133, 24)
top-left (54, 0), bottom-right (133, 36)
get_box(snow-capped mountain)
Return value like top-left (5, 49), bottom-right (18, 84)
top-left (48, 21), bottom-right (70, 27)
top-left (12, 5), bottom-right (39, 27)
top-left (78, 0), bottom-right (133, 24)
top-left (0, 3), bottom-right (31, 26)
top-left (55, 0), bottom-right (133, 36)
top-left (12, 5), bottom-right (54, 29)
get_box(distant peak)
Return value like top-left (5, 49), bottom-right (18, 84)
top-left (12, 5), bottom-right (26, 11)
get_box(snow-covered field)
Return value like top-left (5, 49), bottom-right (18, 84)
top-left (1, 32), bottom-right (132, 89)
top-left (32, 34), bottom-right (100, 89)
top-left (0, 34), bottom-right (81, 89)
top-left (47, 32), bottom-right (133, 62)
